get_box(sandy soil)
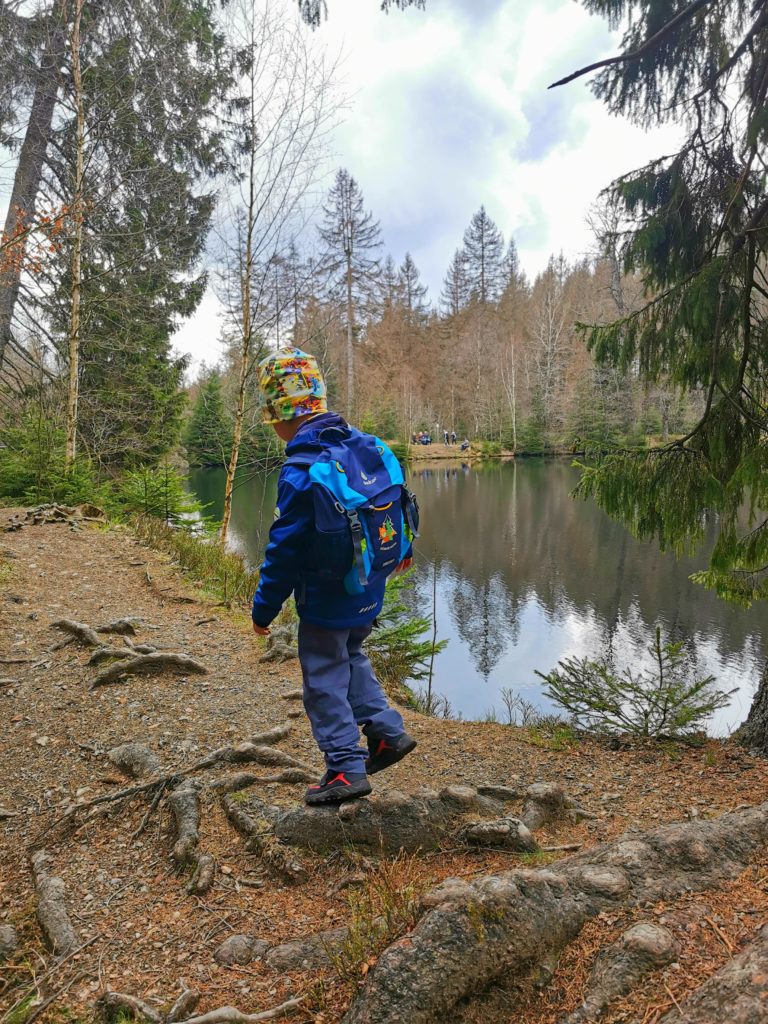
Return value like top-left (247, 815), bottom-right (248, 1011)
top-left (1, 511), bottom-right (766, 1023)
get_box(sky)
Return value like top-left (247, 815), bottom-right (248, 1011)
top-left (1, 0), bottom-right (680, 371)
top-left (175, 0), bottom-right (680, 371)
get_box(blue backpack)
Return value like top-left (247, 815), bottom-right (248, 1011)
top-left (286, 425), bottom-right (419, 595)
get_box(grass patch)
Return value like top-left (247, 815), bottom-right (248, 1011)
top-left (519, 849), bottom-right (561, 868)
top-left (326, 854), bottom-right (426, 983)
top-left (523, 722), bottom-right (579, 751)
top-left (132, 514), bottom-right (259, 611)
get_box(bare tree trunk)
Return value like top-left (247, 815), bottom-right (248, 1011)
top-left (64, 0), bottom-right (85, 468)
top-left (736, 660), bottom-right (768, 757)
top-left (0, 24), bottom-right (65, 369)
top-left (346, 255), bottom-right (354, 421)
top-left (220, 46), bottom-right (257, 549)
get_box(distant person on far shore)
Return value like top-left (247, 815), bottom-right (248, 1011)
top-left (443, 429), bottom-right (449, 445)
top-left (460, 438), bottom-right (470, 452)
top-left (451, 430), bottom-right (457, 446)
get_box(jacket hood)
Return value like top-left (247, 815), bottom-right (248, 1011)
top-left (285, 412), bottom-right (349, 458)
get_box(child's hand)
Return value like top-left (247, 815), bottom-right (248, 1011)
top-left (395, 558), bottom-right (413, 573)
top-left (252, 623), bottom-right (271, 636)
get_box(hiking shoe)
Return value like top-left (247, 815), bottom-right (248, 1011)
top-left (304, 771), bottom-right (372, 806)
top-left (365, 733), bottom-right (417, 775)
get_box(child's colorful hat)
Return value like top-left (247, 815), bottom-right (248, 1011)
top-left (258, 347), bottom-right (328, 424)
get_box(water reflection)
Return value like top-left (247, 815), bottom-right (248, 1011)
top-left (188, 460), bottom-right (766, 733)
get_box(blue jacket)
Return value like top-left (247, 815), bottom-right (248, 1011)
top-left (251, 413), bottom-right (410, 630)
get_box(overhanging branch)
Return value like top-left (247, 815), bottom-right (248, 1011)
top-left (549, 0), bottom-right (717, 89)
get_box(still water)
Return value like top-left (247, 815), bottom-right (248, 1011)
top-left (189, 459), bottom-right (766, 733)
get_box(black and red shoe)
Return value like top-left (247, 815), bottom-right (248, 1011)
top-left (304, 771), bottom-right (372, 806)
top-left (364, 732), bottom-right (417, 775)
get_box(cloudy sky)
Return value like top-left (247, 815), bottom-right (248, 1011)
top-left (1, 0), bottom-right (679, 369)
top-left (177, 0), bottom-right (680, 369)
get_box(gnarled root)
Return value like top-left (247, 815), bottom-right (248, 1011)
top-left (31, 849), bottom-right (77, 956)
top-left (459, 816), bottom-right (539, 852)
top-left (222, 794), bottom-right (308, 885)
top-left (108, 742), bottom-right (162, 779)
top-left (92, 652), bottom-right (208, 688)
top-left (168, 782), bottom-right (216, 895)
top-left (561, 922), bottom-right (678, 1023)
top-left (341, 801), bottom-right (768, 1024)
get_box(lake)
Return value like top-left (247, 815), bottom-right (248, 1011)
top-left (189, 459), bottom-right (766, 734)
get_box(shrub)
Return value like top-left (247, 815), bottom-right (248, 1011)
top-left (111, 462), bottom-right (208, 527)
top-left (537, 628), bottom-right (734, 740)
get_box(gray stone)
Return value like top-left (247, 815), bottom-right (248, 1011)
top-left (214, 934), bottom-right (266, 966)
top-left (0, 924), bottom-right (18, 961)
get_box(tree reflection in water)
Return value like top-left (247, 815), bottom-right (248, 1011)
top-left (189, 459), bottom-right (766, 733)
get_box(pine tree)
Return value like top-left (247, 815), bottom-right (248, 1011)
top-left (462, 206), bottom-right (504, 304)
top-left (0, 0), bottom-right (227, 387)
top-left (184, 373), bottom-right (232, 467)
top-left (554, 1), bottom-right (768, 744)
top-left (502, 237), bottom-right (525, 292)
top-left (440, 248), bottom-right (470, 316)
top-left (318, 169), bottom-right (382, 418)
top-left (299, 0), bottom-right (425, 27)
top-left (399, 252), bottom-right (429, 323)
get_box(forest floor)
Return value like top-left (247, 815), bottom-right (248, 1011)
top-left (1, 510), bottom-right (767, 1024)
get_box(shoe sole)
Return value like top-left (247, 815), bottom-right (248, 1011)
top-left (304, 784), bottom-right (372, 807)
top-left (366, 738), bottom-right (417, 776)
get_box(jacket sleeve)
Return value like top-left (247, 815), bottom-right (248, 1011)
top-left (251, 471), bottom-right (312, 628)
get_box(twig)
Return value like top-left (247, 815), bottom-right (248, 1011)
top-left (705, 915), bottom-right (735, 953)
top-left (24, 970), bottom-right (88, 1024)
top-left (181, 997), bottom-right (303, 1024)
top-left (0, 937), bottom-right (98, 1024)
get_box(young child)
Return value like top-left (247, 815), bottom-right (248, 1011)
top-left (251, 348), bottom-right (417, 806)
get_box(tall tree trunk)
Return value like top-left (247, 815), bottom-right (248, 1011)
top-left (64, 0), bottom-right (85, 468)
top-left (220, 63), bottom-right (257, 549)
top-left (346, 254), bottom-right (354, 421)
top-left (736, 661), bottom-right (768, 757)
top-left (0, 23), bottom-right (65, 369)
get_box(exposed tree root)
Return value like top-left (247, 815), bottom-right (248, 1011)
top-left (249, 724), bottom-right (293, 746)
top-left (192, 742), bottom-right (308, 773)
top-left (49, 618), bottom-right (207, 688)
top-left (4, 503), bottom-right (106, 532)
top-left (36, 725), bottom-right (308, 902)
top-left (259, 625), bottom-right (298, 664)
top-left (222, 794), bottom-right (308, 885)
top-left (341, 801), bottom-right (768, 1024)
top-left (31, 850), bottom-right (77, 956)
top-left (458, 816), bottom-right (539, 852)
top-left (92, 652), bottom-right (208, 688)
top-left (168, 782), bottom-right (216, 895)
top-left (561, 922), bottom-right (678, 1023)
top-left (50, 619), bottom-right (103, 648)
top-left (96, 618), bottom-right (142, 636)
top-left (657, 924), bottom-right (768, 1023)
top-left (239, 782), bottom-right (590, 855)
top-left (98, 981), bottom-right (302, 1022)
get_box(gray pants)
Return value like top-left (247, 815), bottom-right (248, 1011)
top-left (298, 621), bottom-right (406, 774)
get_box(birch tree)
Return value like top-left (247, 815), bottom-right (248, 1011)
top-left (217, 0), bottom-right (339, 547)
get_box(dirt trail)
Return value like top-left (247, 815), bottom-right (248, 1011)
top-left (1, 511), bottom-right (766, 1023)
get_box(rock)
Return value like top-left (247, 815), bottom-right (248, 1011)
top-left (0, 924), bottom-right (18, 961)
top-left (108, 743), bottom-right (161, 779)
top-left (214, 934), bottom-right (269, 966)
